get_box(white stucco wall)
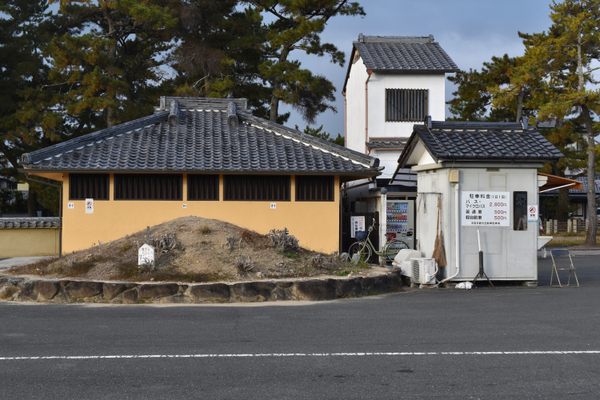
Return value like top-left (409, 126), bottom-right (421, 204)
top-left (416, 169), bottom-right (455, 272)
top-left (367, 73), bottom-right (446, 138)
top-left (345, 57), bottom-right (369, 153)
top-left (344, 54), bottom-right (447, 160)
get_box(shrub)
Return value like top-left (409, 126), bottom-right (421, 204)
top-left (235, 255), bottom-right (254, 275)
top-left (267, 228), bottom-right (299, 252)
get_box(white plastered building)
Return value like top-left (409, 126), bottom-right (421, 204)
top-left (341, 35), bottom-right (458, 253)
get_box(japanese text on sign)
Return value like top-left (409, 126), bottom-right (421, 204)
top-left (350, 216), bottom-right (365, 238)
top-left (461, 191), bottom-right (510, 227)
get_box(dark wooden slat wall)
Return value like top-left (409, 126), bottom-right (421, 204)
top-left (224, 175), bottom-right (290, 201)
top-left (188, 175), bottom-right (219, 200)
top-left (69, 174), bottom-right (335, 202)
top-left (295, 176), bottom-right (334, 201)
top-left (114, 174), bottom-right (182, 200)
top-left (69, 174), bottom-right (110, 200)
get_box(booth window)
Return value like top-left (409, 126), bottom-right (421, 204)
top-left (69, 173), bottom-right (109, 200)
top-left (188, 174), bottom-right (219, 201)
top-left (385, 88), bottom-right (428, 122)
top-left (114, 174), bottom-right (182, 200)
top-left (513, 191), bottom-right (527, 231)
top-left (224, 175), bottom-right (290, 201)
top-left (296, 176), bottom-right (334, 201)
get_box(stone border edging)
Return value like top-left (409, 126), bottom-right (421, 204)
top-left (0, 271), bottom-right (404, 304)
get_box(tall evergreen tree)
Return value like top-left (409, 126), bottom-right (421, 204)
top-left (448, 55), bottom-right (524, 121)
top-left (171, 1), bottom-right (271, 117)
top-left (247, 0), bottom-right (365, 123)
top-left (46, 0), bottom-right (177, 132)
top-left (505, 0), bottom-right (600, 245)
top-left (0, 0), bottom-right (63, 215)
top-left (0, 0), bottom-right (54, 177)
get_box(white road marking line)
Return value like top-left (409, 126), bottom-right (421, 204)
top-left (1, 350), bottom-right (600, 361)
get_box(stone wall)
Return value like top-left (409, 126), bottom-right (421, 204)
top-left (0, 271), bottom-right (404, 304)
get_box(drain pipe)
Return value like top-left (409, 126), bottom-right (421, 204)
top-left (441, 181), bottom-right (460, 284)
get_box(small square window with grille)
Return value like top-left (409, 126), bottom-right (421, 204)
top-left (69, 174), bottom-right (109, 200)
top-left (385, 88), bottom-right (428, 122)
top-left (296, 176), bottom-right (334, 201)
top-left (188, 175), bottom-right (219, 201)
top-left (224, 175), bottom-right (290, 201)
top-left (114, 174), bottom-right (182, 200)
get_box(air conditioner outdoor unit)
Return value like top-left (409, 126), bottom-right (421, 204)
top-left (411, 258), bottom-right (437, 285)
top-left (393, 249), bottom-right (422, 278)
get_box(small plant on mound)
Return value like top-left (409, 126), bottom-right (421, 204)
top-left (235, 255), bottom-right (254, 275)
top-left (153, 233), bottom-right (179, 254)
top-left (267, 228), bottom-right (299, 253)
top-left (225, 236), bottom-right (240, 251)
top-left (199, 226), bottom-right (212, 235)
top-left (240, 230), bottom-right (260, 245)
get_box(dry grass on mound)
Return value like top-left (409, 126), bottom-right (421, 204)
top-left (9, 216), bottom-right (365, 283)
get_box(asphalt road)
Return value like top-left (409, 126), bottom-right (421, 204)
top-left (1, 255), bottom-right (600, 399)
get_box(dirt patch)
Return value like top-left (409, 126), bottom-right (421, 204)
top-left (8, 216), bottom-right (367, 283)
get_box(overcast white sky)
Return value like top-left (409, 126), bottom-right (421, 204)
top-left (281, 0), bottom-right (554, 135)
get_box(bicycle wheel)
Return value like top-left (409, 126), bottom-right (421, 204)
top-left (348, 241), bottom-right (372, 264)
top-left (383, 239), bottom-right (409, 262)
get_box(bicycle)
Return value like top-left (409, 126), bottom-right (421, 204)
top-left (348, 218), bottom-right (409, 264)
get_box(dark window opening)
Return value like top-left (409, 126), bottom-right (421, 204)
top-left (296, 176), bottom-right (334, 201)
top-left (514, 191), bottom-right (528, 231)
top-left (224, 175), bottom-right (290, 201)
top-left (114, 174), bottom-right (182, 200)
top-left (188, 175), bottom-right (219, 201)
top-left (385, 88), bottom-right (428, 122)
top-left (69, 174), bottom-right (109, 200)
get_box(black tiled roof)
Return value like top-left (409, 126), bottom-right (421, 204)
top-left (565, 177), bottom-right (600, 194)
top-left (367, 137), bottom-right (408, 150)
top-left (0, 217), bottom-right (60, 229)
top-left (354, 35), bottom-right (458, 73)
top-left (22, 97), bottom-right (379, 177)
top-left (398, 121), bottom-right (563, 167)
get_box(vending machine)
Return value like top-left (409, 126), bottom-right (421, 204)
top-left (386, 199), bottom-right (415, 249)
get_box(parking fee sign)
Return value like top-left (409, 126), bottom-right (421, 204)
top-left (461, 191), bottom-right (510, 227)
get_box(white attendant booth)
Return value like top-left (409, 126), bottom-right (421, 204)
top-left (395, 120), bottom-right (564, 283)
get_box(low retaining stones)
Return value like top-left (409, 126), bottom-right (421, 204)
top-left (0, 271), bottom-right (403, 304)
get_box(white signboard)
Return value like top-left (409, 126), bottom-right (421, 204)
top-left (350, 216), bottom-right (366, 238)
top-left (85, 198), bottom-right (94, 214)
top-left (461, 191), bottom-right (510, 227)
top-left (527, 204), bottom-right (538, 222)
top-left (138, 243), bottom-right (155, 266)
top-left (67, 202), bottom-right (75, 209)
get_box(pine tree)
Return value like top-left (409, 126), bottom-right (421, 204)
top-left (0, 0), bottom-right (55, 177)
top-left (511, 0), bottom-right (600, 245)
top-left (448, 55), bottom-right (522, 121)
top-left (47, 0), bottom-right (177, 132)
top-left (247, 0), bottom-right (365, 123)
top-left (170, 1), bottom-right (271, 117)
